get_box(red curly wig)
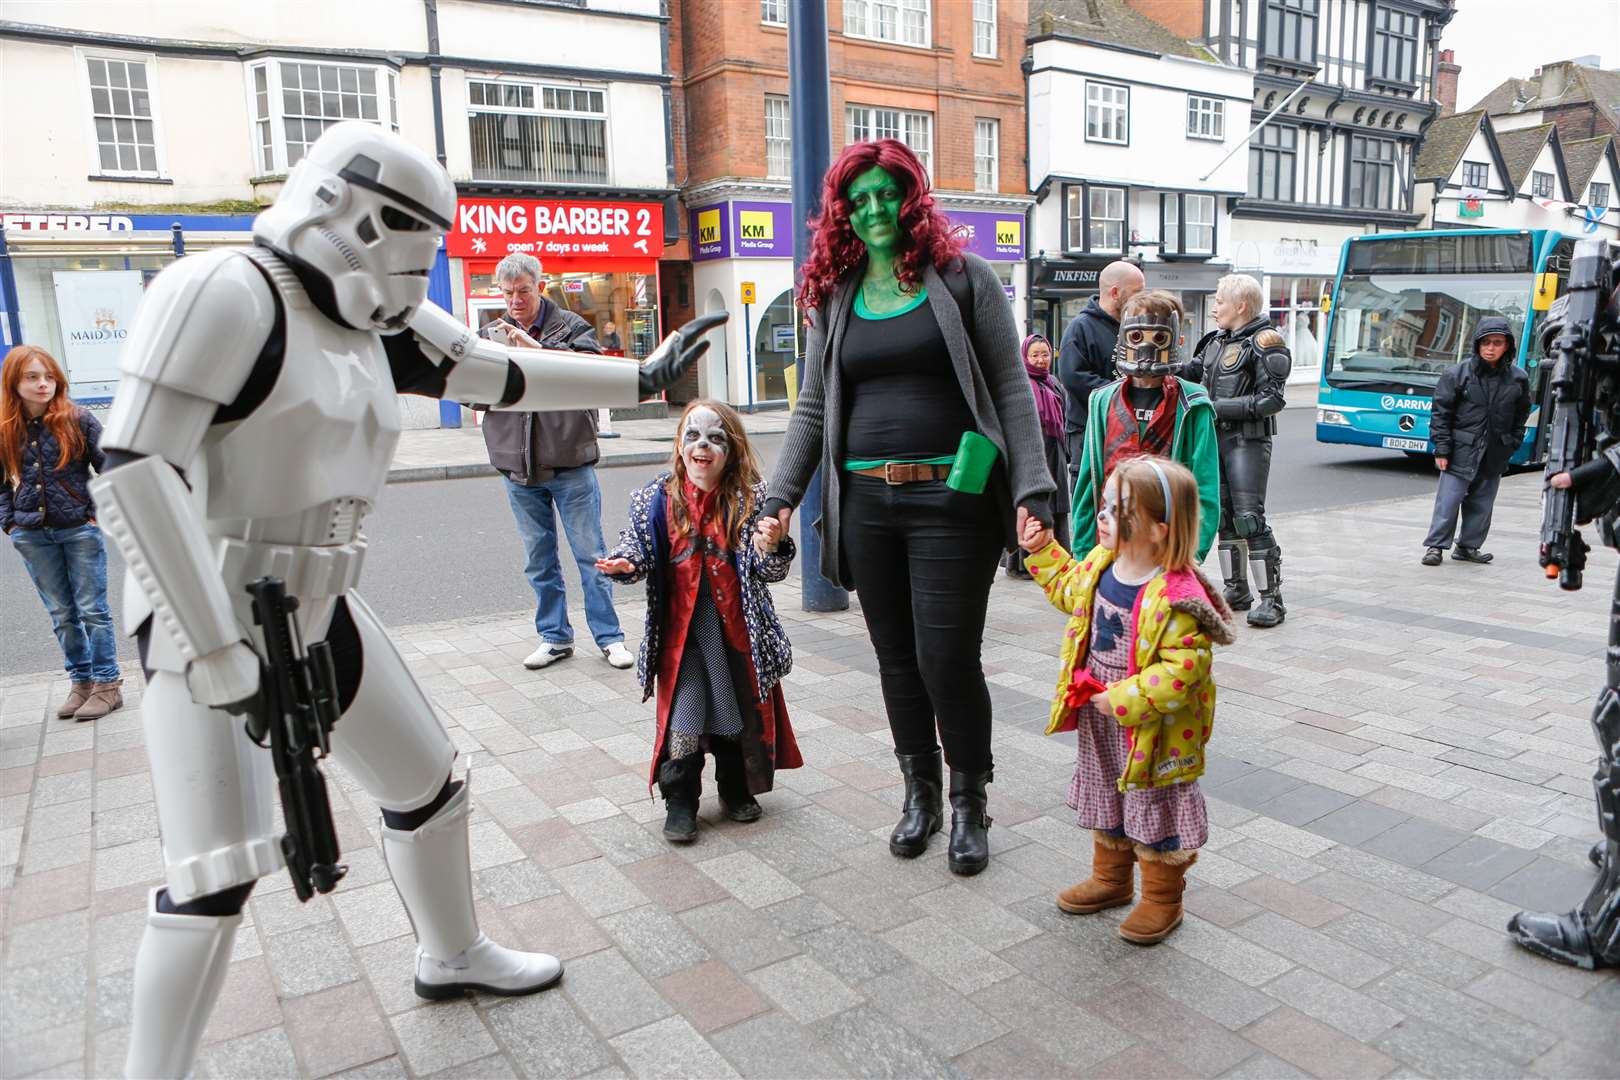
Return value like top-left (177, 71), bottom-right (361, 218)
top-left (796, 139), bottom-right (963, 313)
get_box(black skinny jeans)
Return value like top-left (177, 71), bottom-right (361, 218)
top-left (841, 474), bottom-right (1005, 775)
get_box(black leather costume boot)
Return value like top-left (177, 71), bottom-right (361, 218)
top-left (711, 738), bottom-right (762, 823)
top-left (889, 750), bottom-right (944, 858)
top-left (947, 768), bottom-right (993, 876)
top-left (657, 756), bottom-right (703, 843)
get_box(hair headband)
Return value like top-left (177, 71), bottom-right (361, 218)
top-left (1145, 460), bottom-right (1173, 525)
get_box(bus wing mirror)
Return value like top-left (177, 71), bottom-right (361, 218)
top-left (1533, 272), bottom-right (1559, 312)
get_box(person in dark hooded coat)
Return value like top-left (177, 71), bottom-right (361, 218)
top-left (1420, 316), bottom-right (1531, 565)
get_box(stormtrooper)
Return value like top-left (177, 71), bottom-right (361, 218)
top-left (89, 122), bottom-right (725, 1078)
top-left (1195, 275), bottom-right (1291, 628)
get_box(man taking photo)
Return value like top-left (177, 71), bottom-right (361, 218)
top-left (481, 253), bottom-right (633, 670)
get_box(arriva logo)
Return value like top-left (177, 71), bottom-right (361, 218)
top-left (1379, 395), bottom-right (1432, 412)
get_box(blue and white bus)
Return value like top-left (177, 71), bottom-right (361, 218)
top-left (1316, 228), bottom-right (1577, 465)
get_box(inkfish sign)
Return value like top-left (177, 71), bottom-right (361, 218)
top-left (446, 198), bottom-right (664, 261)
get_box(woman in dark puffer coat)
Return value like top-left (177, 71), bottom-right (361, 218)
top-left (1, 345), bottom-right (121, 720)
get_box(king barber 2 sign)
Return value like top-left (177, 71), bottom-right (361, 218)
top-left (447, 198), bottom-right (664, 260)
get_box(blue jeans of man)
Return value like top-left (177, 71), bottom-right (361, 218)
top-left (503, 467), bottom-right (624, 649)
top-left (10, 523), bottom-right (119, 682)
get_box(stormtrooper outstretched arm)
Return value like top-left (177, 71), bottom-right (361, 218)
top-left (391, 304), bottom-right (725, 408)
top-left (88, 249), bottom-right (274, 707)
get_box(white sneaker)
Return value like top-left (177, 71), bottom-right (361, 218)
top-left (414, 933), bottom-right (563, 1000)
top-left (603, 642), bottom-right (634, 669)
top-left (523, 642), bottom-right (573, 669)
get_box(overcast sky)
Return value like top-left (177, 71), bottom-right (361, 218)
top-left (1444, 0), bottom-right (1620, 110)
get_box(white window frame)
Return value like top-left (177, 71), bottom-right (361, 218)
top-left (761, 0), bottom-right (787, 26)
top-left (245, 58), bottom-right (399, 177)
top-left (765, 95), bottom-right (792, 180)
top-left (1589, 182), bottom-right (1612, 209)
top-left (843, 0), bottom-right (931, 49)
top-left (1089, 186), bottom-right (1125, 254)
top-left (1531, 170), bottom-right (1554, 198)
top-left (76, 47), bottom-right (168, 180)
top-left (972, 0), bottom-right (996, 58)
top-left (846, 105), bottom-right (933, 177)
top-left (465, 76), bottom-right (611, 186)
top-left (1461, 160), bottom-right (1490, 190)
top-left (1186, 95), bottom-right (1224, 141)
top-left (1184, 193), bottom-right (1214, 255)
top-left (1085, 82), bottom-right (1129, 145)
top-left (974, 118), bottom-right (998, 193)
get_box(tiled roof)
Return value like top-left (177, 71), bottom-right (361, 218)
top-left (1028, 0), bottom-right (1214, 61)
top-left (1563, 135), bottom-right (1616, 193)
top-left (1495, 124), bottom-right (1554, 190)
top-left (1468, 63), bottom-right (1620, 131)
top-left (1414, 110), bottom-right (1485, 181)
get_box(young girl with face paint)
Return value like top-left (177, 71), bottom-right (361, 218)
top-left (1015, 456), bottom-right (1234, 945)
top-left (596, 400), bottom-right (802, 842)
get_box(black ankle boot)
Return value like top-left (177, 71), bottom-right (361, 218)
top-left (657, 756), bottom-right (702, 843)
top-left (890, 750), bottom-right (944, 858)
top-left (947, 768), bottom-right (993, 876)
top-left (711, 739), bottom-right (762, 823)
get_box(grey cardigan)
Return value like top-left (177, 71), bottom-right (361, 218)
top-left (766, 253), bottom-right (1055, 588)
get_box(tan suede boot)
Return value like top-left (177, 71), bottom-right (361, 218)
top-left (74, 679), bottom-right (123, 722)
top-left (1057, 834), bottom-right (1136, 914)
top-left (1119, 848), bottom-right (1196, 944)
top-left (57, 683), bottom-right (94, 719)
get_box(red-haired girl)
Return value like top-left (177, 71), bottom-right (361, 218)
top-left (1, 345), bottom-right (122, 719)
top-left (760, 138), bottom-right (1055, 876)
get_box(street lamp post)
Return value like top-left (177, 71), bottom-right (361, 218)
top-left (788, 0), bottom-right (849, 612)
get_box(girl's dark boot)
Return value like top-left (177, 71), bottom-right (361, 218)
top-left (890, 750), bottom-right (944, 857)
top-left (711, 739), bottom-right (762, 823)
top-left (947, 768), bottom-right (993, 875)
top-left (657, 756), bottom-right (703, 843)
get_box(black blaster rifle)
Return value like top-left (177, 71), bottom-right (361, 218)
top-left (244, 576), bottom-right (348, 902)
top-left (1540, 243), bottom-right (1620, 591)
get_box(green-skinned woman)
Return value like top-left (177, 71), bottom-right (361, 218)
top-left (761, 139), bottom-right (1055, 876)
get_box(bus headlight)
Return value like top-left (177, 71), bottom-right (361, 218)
top-left (1318, 408), bottom-right (1351, 426)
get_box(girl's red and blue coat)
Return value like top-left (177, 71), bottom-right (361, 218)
top-left (605, 474), bottom-right (802, 793)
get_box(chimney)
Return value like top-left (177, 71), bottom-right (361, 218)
top-left (1436, 49), bottom-right (1460, 116)
top-left (1121, 0), bottom-right (1203, 39)
top-left (1541, 60), bottom-right (1573, 100)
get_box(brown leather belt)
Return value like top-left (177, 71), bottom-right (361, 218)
top-left (852, 462), bottom-right (951, 485)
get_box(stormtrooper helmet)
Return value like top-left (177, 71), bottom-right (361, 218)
top-left (253, 121), bottom-right (455, 331)
top-left (1113, 311), bottom-right (1183, 377)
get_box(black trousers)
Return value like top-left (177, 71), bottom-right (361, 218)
top-left (841, 474), bottom-right (1005, 774)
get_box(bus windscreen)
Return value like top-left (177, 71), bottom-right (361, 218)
top-left (1344, 233), bottom-right (1534, 276)
top-left (1323, 272), bottom-right (1528, 393)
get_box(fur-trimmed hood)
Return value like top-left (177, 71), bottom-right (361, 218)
top-left (1161, 565), bottom-right (1237, 647)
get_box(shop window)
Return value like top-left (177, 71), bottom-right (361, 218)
top-left (844, 0), bottom-right (929, 47)
top-left (1461, 161), bottom-right (1489, 190)
top-left (83, 54), bottom-right (163, 177)
top-left (466, 268), bottom-right (660, 361)
top-left (1531, 171), bottom-right (1554, 198)
top-left (765, 96), bottom-right (792, 180)
top-left (752, 289), bottom-right (797, 403)
top-left (1186, 95), bottom-right (1224, 141)
top-left (1085, 82), bottom-right (1128, 145)
top-left (972, 0), bottom-right (996, 57)
top-left (974, 119), bottom-right (998, 193)
top-left (467, 78), bottom-right (608, 185)
top-left (846, 105), bottom-right (932, 177)
top-left (247, 59), bottom-right (398, 175)
top-left (1249, 125), bottom-right (1298, 202)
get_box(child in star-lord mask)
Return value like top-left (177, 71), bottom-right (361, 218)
top-left (597, 400), bottom-right (803, 843)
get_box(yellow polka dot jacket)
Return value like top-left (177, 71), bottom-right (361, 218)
top-left (1026, 540), bottom-right (1236, 792)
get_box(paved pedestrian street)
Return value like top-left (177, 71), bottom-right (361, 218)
top-left (3, 474), bottom-right (1618, 1079)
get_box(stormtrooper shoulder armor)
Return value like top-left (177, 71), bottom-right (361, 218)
top-left (103, 249), bottom-right (277, 460)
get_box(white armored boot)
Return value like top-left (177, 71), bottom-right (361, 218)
top-left (380, 779), bottom-right (563, 999)
top-left (124, 888), bottom-right (241, 1079)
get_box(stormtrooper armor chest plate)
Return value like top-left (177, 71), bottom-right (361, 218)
top-left (202, 251), bottom-right (402, 524)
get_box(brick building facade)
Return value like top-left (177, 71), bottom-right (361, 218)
top-left (669, 0), bottom-right (1034, 408)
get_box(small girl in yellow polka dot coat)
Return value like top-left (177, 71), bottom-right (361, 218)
top-left (1016, 455), bottom-right (1235, 945)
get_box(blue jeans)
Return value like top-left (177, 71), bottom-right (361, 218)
top-left (503, 467), bottom-right (624, 649)
top-left (10, 523), bottom-right (119, 683)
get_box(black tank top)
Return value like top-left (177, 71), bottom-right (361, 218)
top-left (840, 294), bottom-right (975, 461)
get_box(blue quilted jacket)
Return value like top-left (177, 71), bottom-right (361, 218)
top-left (604, 474), bottom-right (795, 702)
top-left (2, 408), bottom-right (105, 532)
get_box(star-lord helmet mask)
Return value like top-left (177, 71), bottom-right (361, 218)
top-left (1113, 313), bottom-right (1183, 377)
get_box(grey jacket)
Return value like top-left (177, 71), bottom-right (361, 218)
top-left (766, 253), bottom-right (1055, 588)
top-left (481, 299), bottom-right (602, 484)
